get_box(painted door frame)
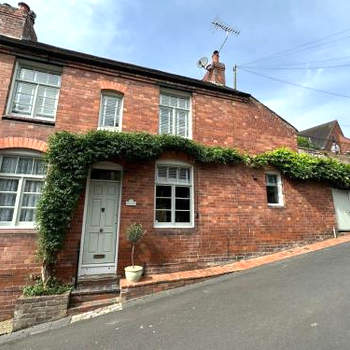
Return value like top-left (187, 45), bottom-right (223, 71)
top-left (78, 161), bottom-right (123, 277)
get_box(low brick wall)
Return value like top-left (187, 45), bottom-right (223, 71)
top-left (120, 235), bottom-right (350, 303)
top-left (13, 292), bottom-right (70, 331)
top-left (121, 277), bottom-right (211, 301)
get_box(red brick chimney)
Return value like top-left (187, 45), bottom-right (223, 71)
top-left (202, 50), bottom-right (226, 85)
top-left (0, 2), bottom-right (37, 41)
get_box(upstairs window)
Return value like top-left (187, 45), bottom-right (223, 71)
top-left (159, 92), bottom-right (191, 138)
top-left (98, 93), bottom-right (123, 131)
top-left (265, 173), bottom-right (284, 207)
top-left (9, 62), bottom-right (61, 121)
top-left (155, 163), bottom-right (193, 228)
top-left (0, 152), bottom-right (46, 227)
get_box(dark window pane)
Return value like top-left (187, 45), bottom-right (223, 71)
top-left (0, 179), bottom-right (18, 191)
top-left (19, 208), bottom-right (35, 222)
top-left (266, 186), bottom-right (279, 204)
top-left (175, 186), bottom-right (190, 198)
top-left (156, 198), bottom-right (171, 210)
top-left (175, 211), bottom-right (190, 223)
top-left (91, 169), bottom-right (121, 181)
top-left (176, 198), bottom-right (190, 210)
top-left (0, 208), bottom-right (14, 221)
top-left (17, 157), bottom-right (33, 174)
top-left (156, 185), bottom-right (171, 197)
top-left (0, 193), bottom-right (16, 206)
top-left (266, 174), bottom-right (277, 185)
top-left (155, 210), bottom-right (171, 222)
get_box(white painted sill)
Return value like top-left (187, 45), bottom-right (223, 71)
top-left (154, 223), bottom-right (195, 229)
top-left (267, 203), bottom-right (285, 208)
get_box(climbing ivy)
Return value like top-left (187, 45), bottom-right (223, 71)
top-left (35, 131), bottom-right (350, 275)
top-left (252, 148), bottom-right (350, 188)
top-left (35, 131), bottom-right (245, 267)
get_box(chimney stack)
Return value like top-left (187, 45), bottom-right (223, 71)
top-left (0, 2), bottom-right (37, 41)
top-left (202, 50), bottom-right (226, 85)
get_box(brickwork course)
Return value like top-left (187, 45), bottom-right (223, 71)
top-left (0, 2), bottom-right (346, 321)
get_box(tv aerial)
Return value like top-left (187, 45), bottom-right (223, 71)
top-left (212, 18), bottom-right (240, 53)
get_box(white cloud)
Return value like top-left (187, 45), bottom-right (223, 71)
top-left (5, 0), bottom-right (133, 59)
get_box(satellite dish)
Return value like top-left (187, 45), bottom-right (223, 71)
top-left (197, 56), bottom-right (208, 69)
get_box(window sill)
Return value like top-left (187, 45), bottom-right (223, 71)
top-left (0, 227), bottom-right (37, 234)
top-left (267, 204), bottom-right (285, 208)
top-left (2, 115), bottom-right (55, 126)
top-left (97, 127), bottom-right (121, 132)
top-left (154, 224), bottom-right (194, 229)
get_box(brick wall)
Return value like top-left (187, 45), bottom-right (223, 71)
top-left (0, 3), bottom-right (37, 41)
top-left (0, 50), bottom-right (337, 320)
top-left (0, 231), bottom-right (40, 321)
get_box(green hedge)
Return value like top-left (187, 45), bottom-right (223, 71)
top-left (35, 131), bottom-right (350, 267)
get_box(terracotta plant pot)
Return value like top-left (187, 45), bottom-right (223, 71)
top-left (125, 265), bottom-right (143, 282)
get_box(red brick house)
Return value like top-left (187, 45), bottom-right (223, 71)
top-left (0, 3), bottom-right (341, 320)
top-left (299, 120), bottom-right (350, 154)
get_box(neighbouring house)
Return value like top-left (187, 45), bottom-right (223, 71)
top-left (299, 120), bottom-right (350, 154)
top-left (0, 2), bottom-right (349, 320)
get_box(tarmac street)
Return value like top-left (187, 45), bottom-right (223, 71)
top-left (2, 241), bottom-right (350, 350)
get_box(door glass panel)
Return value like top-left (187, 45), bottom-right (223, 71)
top-left (91, 169), bottom-right (121, 181)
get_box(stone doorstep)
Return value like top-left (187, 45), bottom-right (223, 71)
top-left (120, 234), bottom-right (350, 293)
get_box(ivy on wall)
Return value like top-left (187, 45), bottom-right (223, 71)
top-left (35, 131), bottom-right (350, 272)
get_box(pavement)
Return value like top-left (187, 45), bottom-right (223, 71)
top-left (1, 239), bottom-right (350, 350)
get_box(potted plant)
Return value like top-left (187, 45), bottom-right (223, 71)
top-left (125, 223), bottom-right (146, 282)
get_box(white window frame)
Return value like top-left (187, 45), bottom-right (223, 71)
top-left (98, 91), bottom-right (123, 131)
top-left (6, 60), bottom-right (62, 122)
top-left (159, 88), bottom-right (192, 139)
top-left (265, 171), bottom-right (284, 207)
top-left (0, 150), bottom-right (45, 229)
top-left (154, 161), bottom-right (194, 228)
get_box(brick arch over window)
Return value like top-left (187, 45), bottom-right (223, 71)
top-left (99, 81), bottom-right (127, 94)
top-left (0, 137), bottom-right (47, 152)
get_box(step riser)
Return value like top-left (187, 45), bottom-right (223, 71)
top-left (70, 293), bottom-right (119, 306)
top-left (68, 300), bottom-right (118, 316)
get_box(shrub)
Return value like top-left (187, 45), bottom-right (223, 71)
top-left (23, 278), bottom-right (71, 297)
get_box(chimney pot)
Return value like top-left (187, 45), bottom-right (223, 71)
top-left (18, 2), bottom-right (30, 13)
top-left (212, 50), bottom-right (220, 63)
top-left (202, 50), bottom-right (226, 86)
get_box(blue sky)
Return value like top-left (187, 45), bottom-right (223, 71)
top-left (9, 0), bottom-right (350, 135)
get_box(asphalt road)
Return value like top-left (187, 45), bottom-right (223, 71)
top-left (2, 242), bottom-right (350, 350)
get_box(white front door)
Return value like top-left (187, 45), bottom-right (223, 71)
top-left (80, 168), bottom-right (121, 276)
top-left (332, 188), bottom-right (350, 231)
